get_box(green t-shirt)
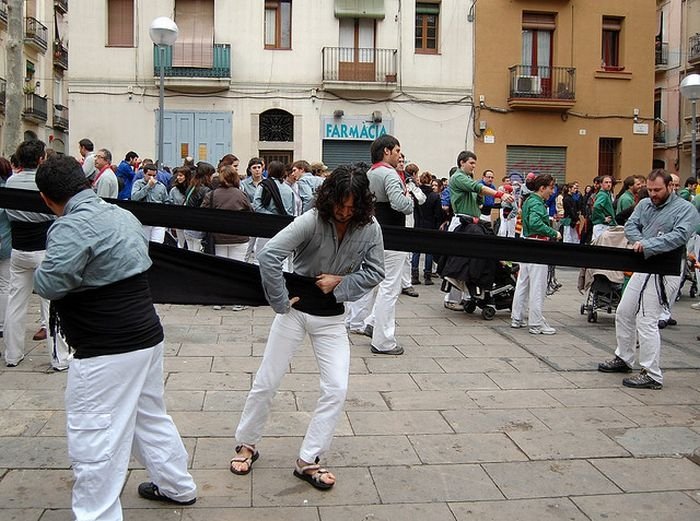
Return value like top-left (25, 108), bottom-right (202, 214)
top-left (449, 169), bottom-right (482, 217)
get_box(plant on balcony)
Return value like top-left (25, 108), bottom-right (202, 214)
top-left (23, 83), bottom-right (35, 95)
top-left (53, 39), bottom-right (65, 58)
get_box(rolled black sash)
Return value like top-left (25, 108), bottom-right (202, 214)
top-left (10, 220), bottom-right (51, 251)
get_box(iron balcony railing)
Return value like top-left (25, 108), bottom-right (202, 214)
top-left (0, 1), bottom-right (7, 25)
top-left (153, 43), bottom-right (230, 78)
top-left (508, 65), bottom-right (576, 100)
top-left (23, 93), bottom-right (48, 122)
top-left (53, 105), bottom-right (68, 131)
top-left (655, 42), bottom-right (668, 67)
top-left (54, 41), bottom-right (68, 70)
top-left (25, 16), bottom-right (48, 52)
top-left (0, 78), bottom-right (6, 114)
top-left (322, 47), bottom-right (398, 83)
top-left (653, 129), bottom-right (666, 145)
top-left (54, 0), bottom-right (68, 14)
top-left (690, 34), bottom-right (700, 63)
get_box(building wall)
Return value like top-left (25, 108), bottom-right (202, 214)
top-left (68, 0), bottom-right (474, 174)
top-left (679, 0), bottom-right (700, 179)
top-left (473, 0), bottom-right (655, 184)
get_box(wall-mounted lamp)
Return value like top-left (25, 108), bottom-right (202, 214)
top-left (633, 108), bottom-right (640, 124)
top-left (333, 109), bottom-right (344, 119)
top-left (467, 0), bottom-right (477, 22)
top-left (372, 110), bottom-right (382, 123)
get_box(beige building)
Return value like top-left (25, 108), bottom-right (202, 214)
top-left (473, 0), bottom-right (655, 185)
top-left (68, 0), bottom-right (474, 174)
top-left (680, 0), bottom-right (700, 179)
top-left (0, 0), bottom-right (69, 153)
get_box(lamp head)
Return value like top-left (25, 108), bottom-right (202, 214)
top-left (149, 17), bottom-right (178, 46)
top-left (681, 74), bottom-right (700, 101)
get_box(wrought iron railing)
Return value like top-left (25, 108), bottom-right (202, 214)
top-left (54, 0), bottom-right (68, 14)
top-left (25, 17), bottom-right (48, 52)
top-left (153, 43), bottom-right (230, 78)
top-left (655, 42), bottom-right (668, 67)
top-left (23, 93), bottom-right (48, 121)
top-left (690, 34), bottom-right (700, 63)
top-left (508, 65), bottom-right (576, 100)
top-left (54, 41), bottom-right (68, 70)
top-left (0, 78), bottom-right (6, 114)
top-left (322, 47), bottom-right (398, 83)
top-left (53, 105), bottom-right (68, 130)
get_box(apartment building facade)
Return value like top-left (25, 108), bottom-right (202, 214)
top-left (681, 0), bottom-right (700, 178)
top-left (473, 0), bottom-right (655, 185)
top-left (68, 0), bottom-right (474, 174)
top-left (0, 0), bottom-right (69, 153)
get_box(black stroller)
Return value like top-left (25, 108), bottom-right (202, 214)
top-left (438, 216), bottom-right (518, 320)
top-left (579, 273), bottom-right (623, 323)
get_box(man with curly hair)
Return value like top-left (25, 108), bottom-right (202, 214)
top-left (230, 164), bottom-right (385, 490)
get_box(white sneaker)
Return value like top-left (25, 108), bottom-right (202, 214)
top-left (691, 302), bottom-right (700, 310)
top-left (529, 323), bottom-right (556, 335)
top-left (511, 319), bottom-right (524, 328)
top-left (444, 301), bottom-right (463, 311)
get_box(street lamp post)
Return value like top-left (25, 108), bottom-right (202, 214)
top-left (680, 74), bottom-right (700, 178)
top-left (149, 17), bottom-right (178, 170)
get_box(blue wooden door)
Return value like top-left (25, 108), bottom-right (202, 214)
top-left (159, 111), bottom-right (231, 168)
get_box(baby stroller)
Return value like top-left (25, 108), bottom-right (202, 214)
top-left (438, 216), bottom-right (517, 320)
top-left (578, 226), bottom-right (628, 323)
top-left (677, 254), bottom-right (698, 299)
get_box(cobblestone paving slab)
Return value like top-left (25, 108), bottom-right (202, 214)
top-left (449, 497), bottom-right (589, 521)
top-left (589, 457), bottom-right (700, 492)
top-left (605, 426), bottom-right (700, 457)
top-left (571, 491), bottom-right (700, 521)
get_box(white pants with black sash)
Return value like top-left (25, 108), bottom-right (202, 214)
top-left (236, 308), bottom-right (349, 463)
top-left (66, 343), bottom-right (196, 521)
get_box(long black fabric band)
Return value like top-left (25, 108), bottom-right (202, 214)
top-left (0, 187), bottom-right (681, 275)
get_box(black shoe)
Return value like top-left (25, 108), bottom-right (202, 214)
top-left (137, 482), bottom-right (196, 506)
top-left (598, 356), bottom-right (632, 373)
top-left (370, 345), bottom-right (404, 355)
top-left (362, 324), bottom-right (373, 338)
top-left (667, 318), bottom-right (677, 326)
top-left (401, 287), bottom-right (419, 297)
top-left (622, 370), bottom-right (663, 390)
top-left (423, 275), bottom-right (434, 286)
top-left (658, 320), bottom-right (667, 329)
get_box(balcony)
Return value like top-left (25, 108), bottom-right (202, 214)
top-left (655, 42), bottom-right (668, 69)
top-left (53, 41), bottom-right (68, 70)
top-left (54, 0), bottom-right (68, 14)
top-left (53, 105), bottom-right (68, 131)
top-left (23, 93), bottom-right (48, 124)
top-left (0, 1), bottom-right (7, 26)
top-left (322, 47), bottom-right (397, 92)
top-left (153, 43), bottom-right (230, 90)
top-left (0, 78), bottom-right (6, 115)
top-left (690, 34), bottom-right (700, 65)
top-left (25, 17), bottom-right (48, 53)
top-left (507, 65), bottom-right (576, 111)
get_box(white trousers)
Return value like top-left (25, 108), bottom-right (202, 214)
top-left (0, 256), bottom-right (10, 333)
top-left (615, 271), bottom-right (681, 384)
top-left (66, 343), bottom-right (196, 521)
top-left (444, 216), bottom-right (468, 304)
top-left (244, 237), bottom-right (258, 263)
top-left (174, 229), bottom-right (187, 248)
top-left (592, 224), bottom-right (608, 241)
top-left (563, 226), bottom-right (579, 244)
top-left (142, 226), bottom-right (166, 244)
top-left (511, 262), bottom-right (548, 327)
top-left (4, 249), bottom-right (71, 369)
top-left (345, 249), bottom-right (403, 351)
top-left (185, 238), bottom-right (202, 253)
top-left (215, 243), bottom-right (248, 262)
top-left (401, 252), bottom-right (411, 288)
top-left (497, 216), bottom-right (516, 238)
top-left (236, 309), bottom-right (349, 463)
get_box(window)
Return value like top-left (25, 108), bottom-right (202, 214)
top-left (259, 109), bottom-right (294, 142)
top-left (174, 0), bottom-right (215, 67)
top-left (415, 2), bottom-right (439, 54)
top-left (601, 16), bottom-right (623, 70)
top-left (522, 13), bottom-right (555, 76)
top-left (107, 0), bottom-right (134, 47)
top-left (265, 0), bottom-right (291, 49)
top-left (598, 138), bottom-right (621, 179)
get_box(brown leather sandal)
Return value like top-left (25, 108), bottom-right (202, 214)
top-left (229, 443), bottom-right (259, 475)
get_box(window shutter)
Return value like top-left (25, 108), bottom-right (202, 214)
top-left (107, 0), bottom-right (134, 47)
top-left (522, 12), bottom-right (556, 30)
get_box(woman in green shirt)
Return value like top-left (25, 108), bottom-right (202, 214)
top-left (510, 174), bottom-right (561, 335)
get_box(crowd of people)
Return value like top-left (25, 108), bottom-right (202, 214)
top-left (0, 134), bottom-right (698, 519)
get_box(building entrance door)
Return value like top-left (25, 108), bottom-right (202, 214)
top-left (159, 111), bottom-right (231, 168)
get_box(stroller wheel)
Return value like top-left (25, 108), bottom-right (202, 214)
top-left (463, 301), bottom-right (477, 314)
top-left (580, 304), bottom-right (586, 315)
top-left (482, 307), bottom-right (496, 320)
top-left (587, 311), bottom-right (598, 323)
top-left (692, 286), bottom-right (698, 299)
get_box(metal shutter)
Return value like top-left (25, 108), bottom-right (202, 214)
top-left (322, 140), bottom-right (372, 169)
top-left (506, 146), bottom-right (567, 184)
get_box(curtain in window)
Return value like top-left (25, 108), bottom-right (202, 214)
top-left (173, 0), bottom-right (214, 68)
top-left (537, 31), bottom-right (551, 78)
top-left (522, 30), bottom-right (533, 67)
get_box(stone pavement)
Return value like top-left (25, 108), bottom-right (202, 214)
top-left (1, 268), bottom-right (700, 520)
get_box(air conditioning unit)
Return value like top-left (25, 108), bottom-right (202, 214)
top-left (514, 75), bottom-right (542, 96)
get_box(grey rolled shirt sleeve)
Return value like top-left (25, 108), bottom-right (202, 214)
top-left (386, 175), bottom-right (414, 215)
top-left (332, 223), bottom-right (385, 303)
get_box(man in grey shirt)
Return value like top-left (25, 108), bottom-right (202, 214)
top-left (231, 164), bottom-right (384, 490)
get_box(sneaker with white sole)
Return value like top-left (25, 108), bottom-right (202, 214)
top-left (692, 301), bottom-right (700, 310)
top-left (444, 301), bottom-right (463, 311)
top-left (529, 323), bottom-right (556, 335)
top-left (511, 319), bottom-right (525, 329)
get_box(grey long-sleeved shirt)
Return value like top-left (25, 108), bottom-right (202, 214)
top-left (625, 192), bottom-right (700, 259)
top-left (368, 164), bottom-right (414, 215)
top-left (5, 169), bottom-right (55, 224)
top-left (258, 209), bottom-right (385, 314)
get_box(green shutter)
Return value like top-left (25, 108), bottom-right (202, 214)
top-left (416, 3), bottom-right (440, 15)
top-left (334, 0), bottom-right (385, 19)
